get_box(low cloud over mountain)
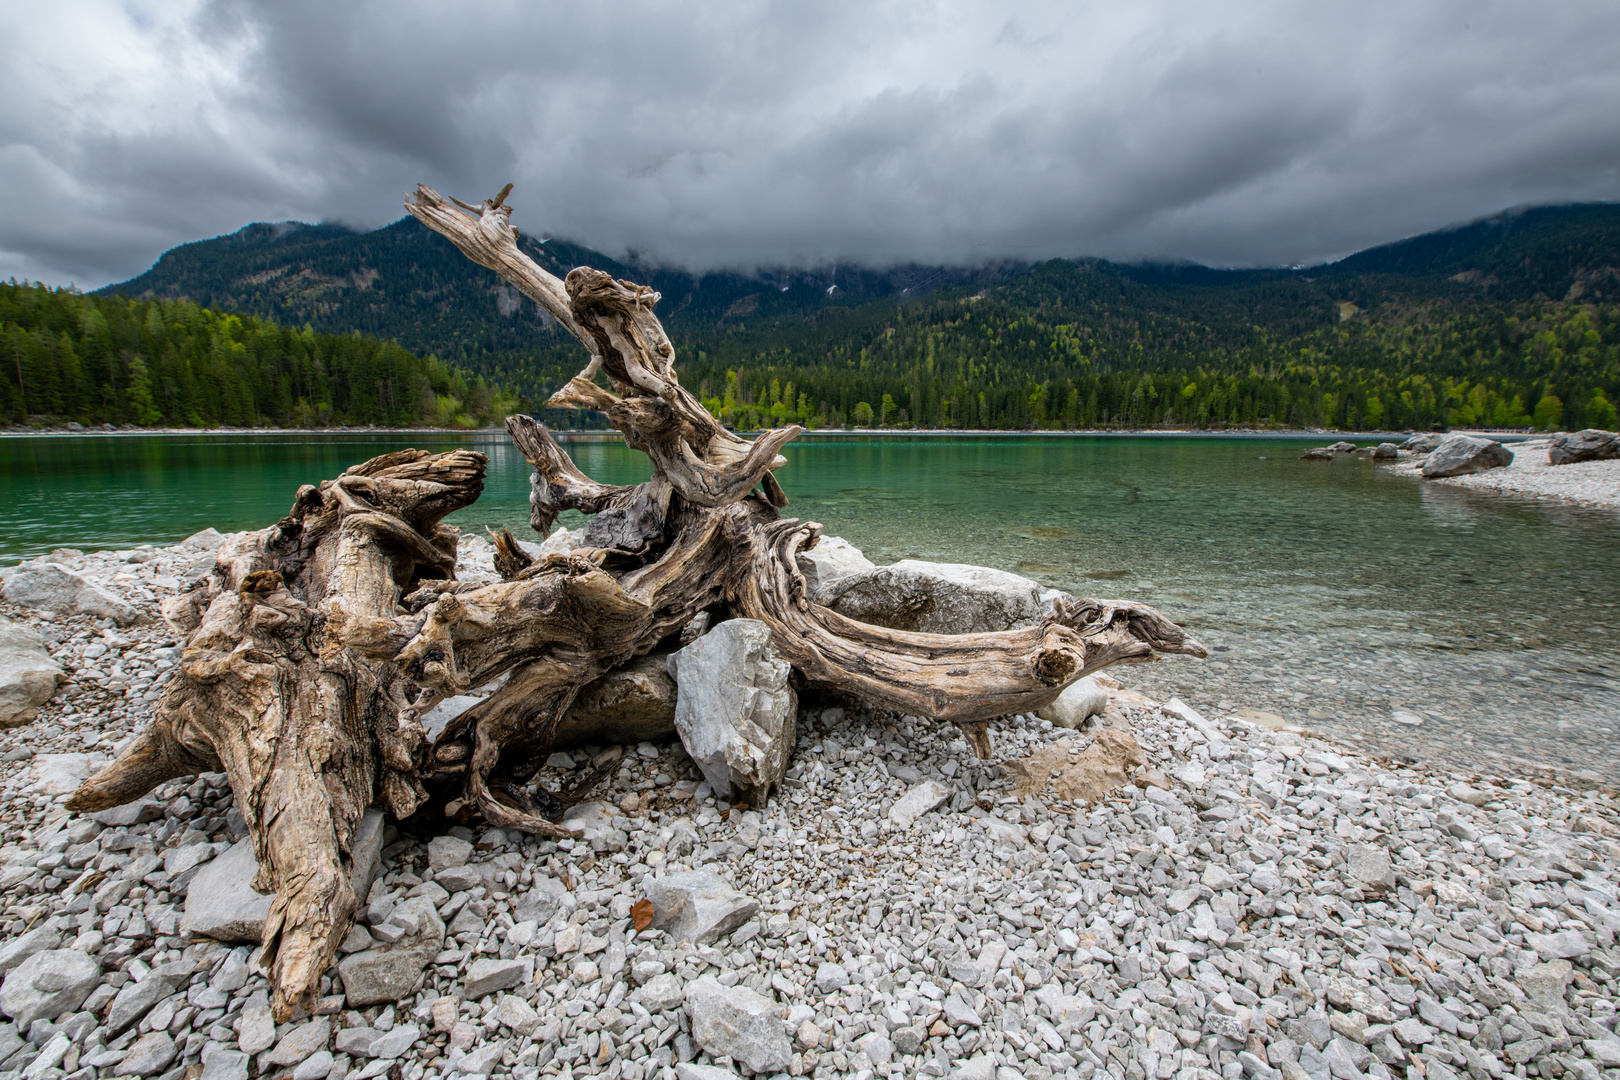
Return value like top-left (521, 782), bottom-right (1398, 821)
top-left (4, 0), bottom-right (1619, 286)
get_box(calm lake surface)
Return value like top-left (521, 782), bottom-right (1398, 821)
top-left (3, 432), bottom-right (1617, 780)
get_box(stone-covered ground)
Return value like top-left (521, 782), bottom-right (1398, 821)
top-left (0, 540), bottom-right (1617, 1080)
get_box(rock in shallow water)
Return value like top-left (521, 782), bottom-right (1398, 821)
top-left (667, 619), bottom-right (796, 804)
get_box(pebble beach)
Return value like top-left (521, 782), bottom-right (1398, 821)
top-left (1382, 439), bottom-right (1620, 511)
top-left (0, 538), bottom-right (1616, 1080)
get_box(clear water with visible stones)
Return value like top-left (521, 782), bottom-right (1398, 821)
top-left (3, 431), bottom-right (1616, 780)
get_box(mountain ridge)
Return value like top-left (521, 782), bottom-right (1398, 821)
top-left (94, 202), bottom-right (1620, 433)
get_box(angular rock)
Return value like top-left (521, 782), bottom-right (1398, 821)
top-left (1035, 675), bottom-right (1109, 729)
top-left (0, 929), bottom-right (60, 976)
top-left (640, 870), bottom-right (759, 946)
top-left (888, 780), bottom-right (952, 829)
top-left (114, 1032), bottom-right (178, 1077)
top-left (1420, 435), bottom-right (1512, 478)
top-left (350, 807), bottom-right (386, 902)
top-left (236, 992), bottom-right (276, 1055)
top-left (293, 1052), bottom-right (334, 1080)
top-left (264, 1019), bottom-right (331, 1067)
top-left (1527, 930), bottom-right (1589, 961)
top-left (435, 865), bottom-right (488, 893)
top-left (337, 896), bottom-right (446, 1007)
top-left (554, 654), bottom-right (678, 749)
top-left (0, 617), bottom-right (62, 729)
top-left (636, 972), bottom-right (685, 1012)
top-left (0, 949), bottom-right (100, 1028)
top-left (1548, 428), bottom-right (1620, 465)
top-left (814, 962), bottom-right (849, 994)
top-left (511, 876), bottom-right (568, 926)
top-left (180, 840), bottom-right (273, 942)
top-left (463, 958), bottom-right (532, 999)
top-left (684, 975), bottom-right (792, 1074)
top-left (667, 619), bottom-right (796, 804)
top-left (824, 559), bottom-right (1050, 634)
top-left (794, 536), bottom-right (876, 602)
top-left (427, 835), bottom-right (473, 872)
top-left (1, 562), bottom-right (139, 625)
top-left (495, 995), bottom-right (539, 1037)
top-left (105, 971), bottom-right (178, 1033)
top-left (675, 1065), bottom-right (742, 1080)
top-left (1517, 960), bottom-right (1574, 1008)
top-left (28, 753), bottom-right (103, 797)
top-left (1346, 843), bottom-right (1395, 892)
top-left (366, 1024), bottom-right (420, 1060)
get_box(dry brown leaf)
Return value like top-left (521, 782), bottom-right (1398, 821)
top-left (631, 898), bottom-right (655, 932)
top-left (1003, 729), bottom-right (1147, 804)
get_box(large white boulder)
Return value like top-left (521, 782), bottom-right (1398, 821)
top-left (794, 536), bottom-right (875, 602)
top-left (666, 620), bottom-right (796, 804)
top-left (0, 616), bottom-right (62, 728)
top-left (1, 562), bottom-right (139, 625)
top-left (824, 560), bottom-right (1052, 634)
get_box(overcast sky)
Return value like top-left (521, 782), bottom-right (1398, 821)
top-left (4, 0), bottom-right (1619, 288)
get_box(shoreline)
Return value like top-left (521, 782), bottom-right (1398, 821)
top-left (1, 425), bottom-right (1527, 442)
top-left (1380, 438), bottom-right (1620, 511)
top-left (0, 534), bottom-right (1617, 1080)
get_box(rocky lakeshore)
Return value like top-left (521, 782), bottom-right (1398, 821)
top-left (1381, 438), bottom-right (1620, 510)
top-left (0, 538), bottom-right (1617, 1080)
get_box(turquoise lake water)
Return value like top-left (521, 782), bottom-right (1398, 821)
top-left (2, 431), bottom-right (1617, 779)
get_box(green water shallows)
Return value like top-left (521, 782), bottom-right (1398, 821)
top-left (3, 433), bottom-right (1617, 778)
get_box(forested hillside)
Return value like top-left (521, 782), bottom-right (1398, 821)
top-left (1, 282), bottom-right (517, 429)
top-left (96, 202), bottom-right (1620, 432)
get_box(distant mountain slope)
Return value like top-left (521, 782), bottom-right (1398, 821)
top-left (101, 216), bottom-right (1019, 399)
top-left (96, 202), bottom-right (1620, 433)
top-left (1324, 203), bottom-right (1620, 299)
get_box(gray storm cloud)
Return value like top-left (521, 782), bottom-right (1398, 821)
top-left (3, 0), bottom-right (1619, 287)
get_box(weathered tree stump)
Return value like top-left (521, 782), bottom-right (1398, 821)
top-left (69, 184), bottom-right (1207, 1018)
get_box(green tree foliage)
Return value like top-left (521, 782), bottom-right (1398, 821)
top-left (0, 282), bottom-right (519, 429)
top-left (670, 282), bottom-right (1620, 432)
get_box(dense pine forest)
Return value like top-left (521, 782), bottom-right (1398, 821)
top-left (72, 200), bottom-right (1620, 433)
top-left (0, 281), bottom-right (518, 429)
top-left (675, 267), bottom-right (1620, 432)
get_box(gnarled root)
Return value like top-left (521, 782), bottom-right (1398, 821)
top-left (69, 449), bottom-right (486, 1019)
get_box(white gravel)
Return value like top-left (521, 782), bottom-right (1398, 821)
top-left (1384, 438), bottom-right (1620, 509)
top-left (0, 540), bottom-right (1617, 1080)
